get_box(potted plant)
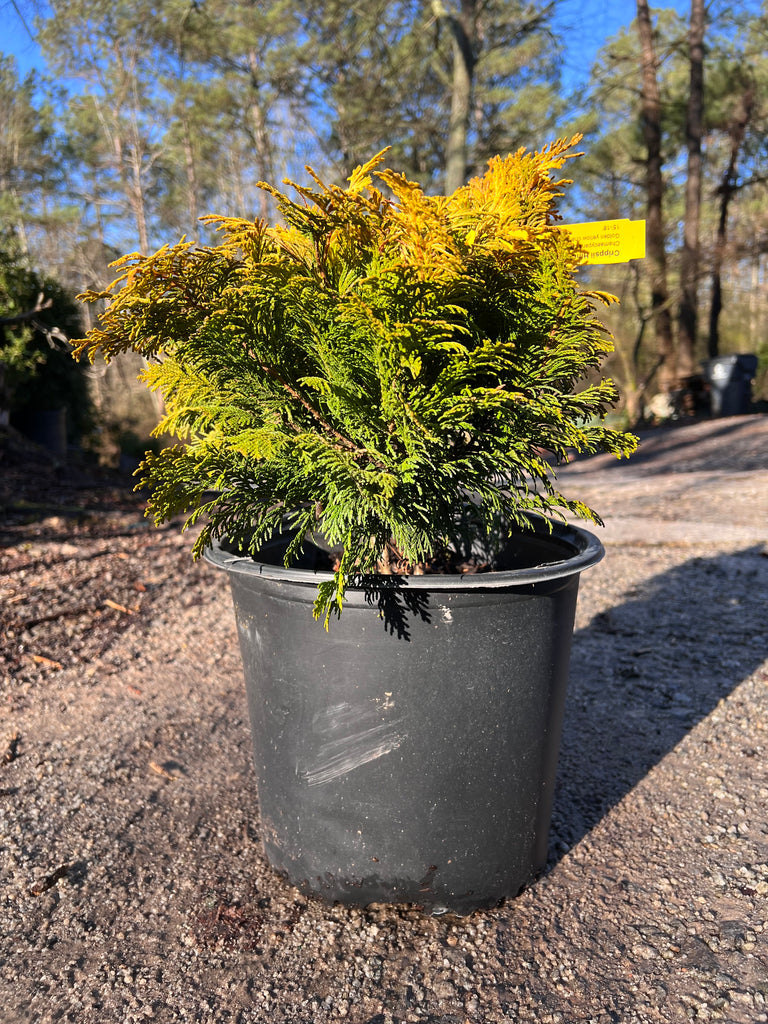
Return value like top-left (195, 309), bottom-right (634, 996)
top-left (75, 135), bottom-right (636, 914)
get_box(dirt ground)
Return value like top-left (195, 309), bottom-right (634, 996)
top-left (1, 415), bottom-right (767, 1024)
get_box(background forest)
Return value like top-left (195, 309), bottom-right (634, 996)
top-left (1, 0), bottom-right (767, 456)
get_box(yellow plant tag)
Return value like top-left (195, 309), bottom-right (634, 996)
top-left (559, 219), bottom-right (646, 264)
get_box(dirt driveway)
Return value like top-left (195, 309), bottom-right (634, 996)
top-left (1, 416), bottom-right (767, 1023)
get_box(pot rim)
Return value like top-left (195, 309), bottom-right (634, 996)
top-left (204, 516), bottom-right (604, 590)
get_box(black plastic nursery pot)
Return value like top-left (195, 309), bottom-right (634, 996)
top-left (205, 518), bottom-right (603, 915)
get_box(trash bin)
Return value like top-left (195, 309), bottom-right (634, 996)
top-left (703, 354), bottom-right (758, 416)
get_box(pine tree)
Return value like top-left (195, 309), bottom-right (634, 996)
top-left (305, 0), bottom-right (563, 190)
top-left (0, 57), bottom-right (66, 259)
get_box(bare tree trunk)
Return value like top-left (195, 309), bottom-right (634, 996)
top-left (182, 114), bottom-right (200, 236)
top-left (636, 0), bottom-right (676, 393)
top-left (126, 54), bottom-right (151, 254)
top-left (677, 0), bottom-right (705, 379)
top-left (110, 126), bottom-right (149, 253)
top-left (129, 150), bottom-right (150, 254)
top-left (101, 90), bottom-right (149, 254)
top-left (248, 49), bottom-right (275, 220)
top-left (708, 85), bottom-right (754, 358)
top-left (433, 0), bottom-right (476, 194)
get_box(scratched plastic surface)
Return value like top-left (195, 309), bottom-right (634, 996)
top-left (206, 520), bottom-right (603, 914)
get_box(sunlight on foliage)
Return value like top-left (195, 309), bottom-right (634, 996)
top-left (75, 135), bottom-right (637, 625)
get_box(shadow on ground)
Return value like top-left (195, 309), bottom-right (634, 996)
top-left (561, 415), bottom-right (768, 477)
top-left (550, 544), bottom-right (768, 860)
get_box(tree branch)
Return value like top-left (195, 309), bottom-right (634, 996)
top-left (0, 293), bottom-right (52, 327)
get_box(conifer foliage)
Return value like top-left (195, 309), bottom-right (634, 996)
top-left (76, 136), bottom-right (636, 624)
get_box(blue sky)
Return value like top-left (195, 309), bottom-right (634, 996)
top-left (3, 0), bottom-right (40, 76)
top-left (553, 0), bottom-right (694, 90)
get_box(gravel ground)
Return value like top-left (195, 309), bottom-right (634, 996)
top-left (1, 416), bottom-right (767, 1024)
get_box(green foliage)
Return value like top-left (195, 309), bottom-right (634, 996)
top-left (76, 137), bottom-right (637, 623)
top-left (0, 246), bottom-right (93, 438)
top-left (0, 56), bottom-right (62, 212)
